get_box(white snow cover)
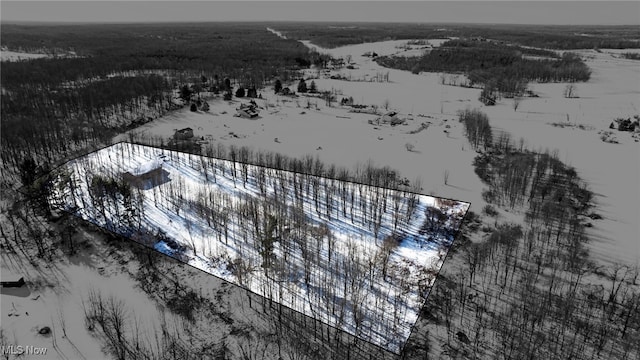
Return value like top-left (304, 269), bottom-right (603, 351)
top-left (49, 142), bottom-right (469, 353)
top-left (271, 33), bottom-right (640, 268)
top-left (127, 158), bottom-right (163, 176)
top-left (113, 36), bottom-right (638, 268)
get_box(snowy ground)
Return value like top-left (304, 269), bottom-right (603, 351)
top-left (470, 49), bottom-right (640, 268)
top-left (3, 27), bottom-right (638, 359)
top-left (0, 233), bottom-right (182, 360)
top-left (119, 33), bottom-right (638, 268)
top-left (49, 142), bottom-right (469, 353)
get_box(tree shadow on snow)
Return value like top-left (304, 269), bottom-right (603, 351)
top-left (141, 169), bottom-right (172, 190)
top-left (0, 285), bottom-right (31, 298)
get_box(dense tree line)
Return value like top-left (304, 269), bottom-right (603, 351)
top-left (133, 134), bottom-right (420, 193)
top-left (467, 52), bottom-right (591, 85)
top-left (274, 22), bottom-right (640, 50)
top-left (403, 110), bottom-right (640, 360)
top-left (0, 23), bottom-right (325, 187)
top-left (438, 39), bottom-right (560, 58)
top-left (458, 109), bottom-right (492, 151)
top-left (1, 23), bottom-right (316, 75)
top-left (376, 40), bottom-right (591, 98)
top-left (620, 52), bottom-right (640, 60)
top-left (1, 74), bottom-right (173, 184)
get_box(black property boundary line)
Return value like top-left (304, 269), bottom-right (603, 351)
top-left (24, 140), bottom-right (471, 356)
top-left (130, 140), bottom-right (473, 205)
top-left (15, 143), bottom-right (111, 194)
top-left (22, 139), bottom-right (472, 205)
top-left (399, 205), bottom-right (471, 357)
top-left (53, 207), bottom-right (398, 354)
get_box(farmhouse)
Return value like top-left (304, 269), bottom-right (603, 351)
top-left (369, 111), bottom-right (406, 126)
top-left (278, 88), bottom-right (295, 96)
top-left (236, 103), bottom-right (260, 118)
top-left (122, 158), bottom-right (164, 188)
top-left (174, 127), bottom-right (194, 140)
top-left (380, 111), bottom-right (406, 126)
top-left (381, 111), bottom-right (398, 122)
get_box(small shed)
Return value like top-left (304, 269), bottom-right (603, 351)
top-left (174, 127), bottom-right (194, 140)
top-left (122, 159), bottom-right (164, 188)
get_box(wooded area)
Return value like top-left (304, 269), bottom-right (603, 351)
top-left (2, 21), bottom-right (638, 359)
top-left (1, 23), bottom-right (328, 188)
top-left (275, 22), bottom-right (640, 50)
top-left (375, 39), bottom-right (591, 100)
top-left (401, 109), bottom-right (639, 359)
top-left (44, 141), bottom-right (467, 353)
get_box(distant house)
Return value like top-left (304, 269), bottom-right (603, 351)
top-left (278, 87), bottom-right (296, 96)
top-left (377, 111), bottom-right (405, 126)
top-left (381, 111), bottom-right (399, 123)
top-left (122, 159), bottom-right (164, 188)
top-left (174, 127), bottom-right (194, 140)
top-left (236, 103), bottom-right (260, 118)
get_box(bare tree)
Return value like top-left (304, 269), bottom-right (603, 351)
top-left (345, 54), bottom-right (352, 64)
top-left (513, 97), bottom-right (521, 111)
top-left (185, 217), bottom-right (197, 256)
top-left (564, 84), bottom-right (577, 98)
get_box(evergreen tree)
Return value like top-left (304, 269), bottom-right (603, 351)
top-left (19, 157), bottom-right (38, 186)
top-left (309, 80), bottom-right (317, 93)
top-left (179, 85), bottom-right (192, 102)
top-left (297, 79), bottom-right (308, 93)
top-left (274, 79), bottom-right (282, 94)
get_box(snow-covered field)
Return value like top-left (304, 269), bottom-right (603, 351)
top-left (0, 219), bottom-right (212, 360)
top-left (48, 142), bottom-right (469, 353)
top-left (2, 24), bottom-right (637, 360)
top-left (1, 266), bottom-right (166, 359)
top-left (120, 33), bottom-right (638, 268)
top-left (464, 49), bottom-right (640, 268)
